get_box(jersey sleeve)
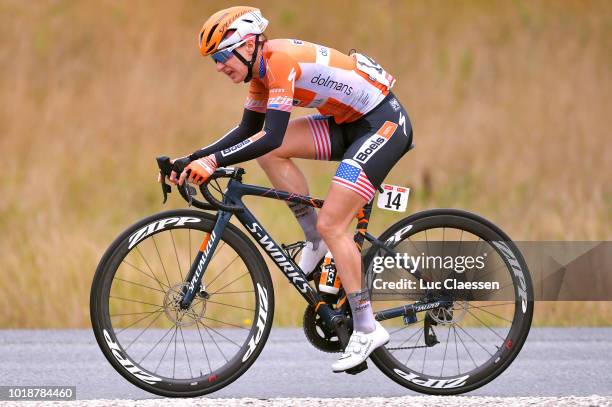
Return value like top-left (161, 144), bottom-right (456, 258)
top-left (264, 51), bottom-right (299, 113)
top-left (211, 51), bottom-right (299, 167)
top-left (188, 109), bottom-right (265, 161)
top-left (244, 79), bottom-right (268, 113)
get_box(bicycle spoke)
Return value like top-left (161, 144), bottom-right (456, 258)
top-left (441, 325), bottom-right (451, 376)
top-left (454, 326), bottom-right (460, 375)
top-left (423, 229), bottom-right (433, 281)
top-left (404, 329), bottom-right (423, 366)
top-left (113, 277), bottom-right (166, 294)
top-left (199, 322), bottom-right (243, 349)
top-left (206, 300), bottom-right (255, 312)
top-left (109, 296), bottom-right (161, 308)
top-left (454, 325), bottom-right (478, 369)
top-left (202, 316), bottom-right (250, 331)
top-left (123, 311), bottom-right (164, 351)
top-left (468, 303), bottom-right (514, 324)
top-left (151, 235), bottom-right (172, 288)
top-left (210, 289), bottom-right (255, 296)
top-left (466, 309), bottom-right (507, 340)
top-left (194, 319), bottom-right (213, 374)
top-left (421, 340), bottom-right (427, 374)
top-left (173, 321), bottom-right (178, 379)
top-left (197, 320), bottom-right (232, 362)
top-left (122, 259), bottom-right (168, 291)
top-left (111, 309), bottom-right (163, 318)
top-left (388, 324), bottom-right (410, 336)
top-left (154, 326), bottom-right (177, 374)
top-left (208, 271), bottom-right (250, 296)
top-left (389, 325), bottom-right (421, 354)
top-left (138, 325), bottom-right (176, 365)
top-left (471, 260), bottom-right (510, 283)
top-left (455, 323), bottom-right (493, 357)
top-left (135, 246), bottom-right (168, 291)
top-left (169, 230), bottom-right (184, 282)
top-left (470, 280), bottom-right (516, 301)
top-left (116, 308), bottom-right (163, 336)
top-left (465, 301), bottom-right (515, 310)
top-left (178, 326), bottom-right (193, 378)
top-left (205, 252), bottom-right (240, 291)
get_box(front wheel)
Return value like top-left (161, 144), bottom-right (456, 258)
top-left (90, 209), bottom-right (274, 397)
top-left (367, 209), bottom-right (533, 395)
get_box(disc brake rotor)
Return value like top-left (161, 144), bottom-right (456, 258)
top-left (163, 282), bottom-right (206, 327)
top-left (427, 301), bottom-right (468, 325)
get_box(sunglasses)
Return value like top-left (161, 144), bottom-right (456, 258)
top-left (211, 37), bottom-right (249, 64)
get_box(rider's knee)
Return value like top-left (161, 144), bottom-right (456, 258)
top-left (317, 212), bottom-right (341, 239)
top-left (256, 148), bottom-right (287, 167)
top-left (256, 152), bottom-right (276, 169)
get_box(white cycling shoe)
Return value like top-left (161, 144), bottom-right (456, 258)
top-left (298, 239), bottom-right (328, 276)
top-left (332, 321), bottom-right (390, 372)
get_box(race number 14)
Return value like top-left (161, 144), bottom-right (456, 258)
top-left (377, 184), bottom-right (409, 212)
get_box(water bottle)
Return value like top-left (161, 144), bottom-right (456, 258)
top-left (319, 251), bottom-right (342, 296)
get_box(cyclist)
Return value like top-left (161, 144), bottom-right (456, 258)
top-left (166, 6), bottom-right (413, 372)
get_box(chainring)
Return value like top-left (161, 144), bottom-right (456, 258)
top-left (302, 305), bottom-right (342, 353)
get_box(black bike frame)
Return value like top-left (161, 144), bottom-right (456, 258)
top-left (178, 174), bottom-right (440, 325)
top-left (179, 177), bottom-right (374, 310)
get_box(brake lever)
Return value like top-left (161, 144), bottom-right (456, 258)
top-left (172, 158), bottom-right (194, 207)
top-left (160, 179), bottom-right (171, 204)
top-left (156, 156), bottom-right (173, 204)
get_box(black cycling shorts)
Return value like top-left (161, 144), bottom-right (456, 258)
top-left (305, 92), bottom-right (413, 201)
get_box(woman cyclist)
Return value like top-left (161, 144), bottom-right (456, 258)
top-left (166, 6), bottom-right (413, 373)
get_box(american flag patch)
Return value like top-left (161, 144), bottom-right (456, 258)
top-left (332, 159), bottom-right (376, 201)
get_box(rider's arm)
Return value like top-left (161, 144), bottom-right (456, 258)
top-left (212, 52), bottom-right (298, 167)
top-left (188, 109), bottom-right (265, 161)
top-left (213, 109), bottom-right (291, 166)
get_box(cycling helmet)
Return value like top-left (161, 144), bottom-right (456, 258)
top-left (199, 6), bottom-right (268, 82)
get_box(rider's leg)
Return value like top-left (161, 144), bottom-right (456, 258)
top-left (256, 116), bottom-right (316, 194)
top-left (317, 183), bottom-right (376, 333)
top-left (256, 116), bottom-right (329, 263)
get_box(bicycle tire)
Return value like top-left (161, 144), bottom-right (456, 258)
top-left (367, 208), bottom-right (533, 395)
top-left (90, 209), bottom-right (274, 397)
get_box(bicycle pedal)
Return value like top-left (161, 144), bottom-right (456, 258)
top-left (344, 361), bottom-right (368, 375)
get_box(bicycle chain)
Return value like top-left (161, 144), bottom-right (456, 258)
top-left (386, 344), bottom-right (430, 350)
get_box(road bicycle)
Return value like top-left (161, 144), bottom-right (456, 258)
top-left (90, 156), bottom-right (533, 397)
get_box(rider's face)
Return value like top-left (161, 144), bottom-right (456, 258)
top-left (214, 40), bottom-right (255, 83)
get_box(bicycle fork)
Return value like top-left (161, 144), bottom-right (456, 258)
top-left (179, 210), bottom-right (233, 309)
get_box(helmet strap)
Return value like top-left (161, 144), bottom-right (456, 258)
top-left (231, 34), bottom-right (261, 83)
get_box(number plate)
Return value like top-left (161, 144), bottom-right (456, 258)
top-left (377, 184), bottom-right (409, 212)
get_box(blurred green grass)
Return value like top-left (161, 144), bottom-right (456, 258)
top-left (0, 0), bottom-right (610, 328)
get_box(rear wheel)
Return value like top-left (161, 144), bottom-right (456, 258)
top-left (90, 209), bottom-right (274, 397)
top-left (367, 209), bottom-right (533, 395)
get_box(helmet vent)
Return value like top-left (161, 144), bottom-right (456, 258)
top-left (242, 19), bottom-right (253, 23)
top-left (206, 23), bottom-right (219, 45)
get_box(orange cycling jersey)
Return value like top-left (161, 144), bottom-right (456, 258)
top-left (245, 39), bottom-right (396, 124)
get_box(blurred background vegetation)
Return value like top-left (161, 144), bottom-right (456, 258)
top-left (0, 0), bottom-right (610, 328)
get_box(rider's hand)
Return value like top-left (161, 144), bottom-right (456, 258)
top-left (157, 157), bottom-right (189, 185)
top-left (179, 155), bottom-right (217, 186)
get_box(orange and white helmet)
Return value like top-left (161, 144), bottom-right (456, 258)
top-left (199, 6), bottom-right (268, 57)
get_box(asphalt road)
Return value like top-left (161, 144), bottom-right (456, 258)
top-left (0, 328), bottom-right (610, 401)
